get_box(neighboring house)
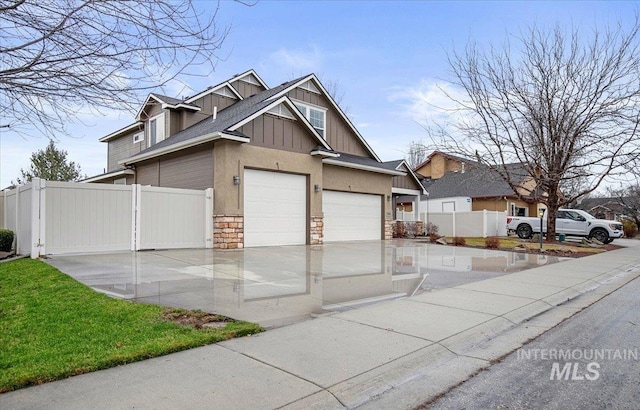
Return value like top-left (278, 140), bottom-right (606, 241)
top-left (406, 151), bottom-right (543, 217)
top-left (575, 197), bottom-right (636, 222)
top-left (84, 69), bottom-right (424, 248)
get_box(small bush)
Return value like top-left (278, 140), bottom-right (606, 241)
top-left (424, 222), bottom-right (439, 235)
top-left (0, 229), bottom-right (14, 252)
top-left (485, 236), bottom-right (500, 249)
top-left (429, 232), bottom-right (440, 243)
top-left (452, 236), bottom-right (466, 246)
top-left (622, 219), bottom-right (638, 238)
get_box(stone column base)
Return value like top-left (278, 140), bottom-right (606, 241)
top-left (310, 216), bottom-right (324, 245)
top-left (384, 219), bottom-right (393, 240)
top-left (214, 215), bottom-right (244, 249)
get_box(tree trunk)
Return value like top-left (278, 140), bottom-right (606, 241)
top-left (546, 187), bottom-right (560, 242)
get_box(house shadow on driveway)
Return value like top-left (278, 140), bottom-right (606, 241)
top-left (45, 239), bottom-right (569, 328)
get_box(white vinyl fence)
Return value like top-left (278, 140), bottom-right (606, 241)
top-left (2, 179), bottom-right (213, 257)
top-left (421, 210), bottom-right (507, 238)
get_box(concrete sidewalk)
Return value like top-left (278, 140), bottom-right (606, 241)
top-left (2, 240), bottom-right (640, 410)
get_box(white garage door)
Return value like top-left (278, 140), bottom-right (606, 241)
top-left (244, 169), bottom-right (306, 247)
top-left (323, 191), bottom-right (382, 242)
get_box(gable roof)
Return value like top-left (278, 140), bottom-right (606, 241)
top-left (120, 86), bottom-right (331, 165)
top-left (228, 69), bottom-right (269, 89)
top-left (323, 152), bottom-right (405, 176)
top-left (267, 74), bottom-right (381, 162)
top-left (134, 93), bottom-right (200, 121)
top-left (414, 150), bottom-right (482, 173)
top-left (387, 160), bottom-right (427, 194)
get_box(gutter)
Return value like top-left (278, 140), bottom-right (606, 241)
top-left (323, 158), bottom-right (406, 176)
top-left (119, 132), bottom-right (249, 165)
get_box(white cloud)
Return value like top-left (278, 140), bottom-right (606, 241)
top-left (263, 46), bottom-right (323, 76)
top-left (387, 79), bottom-right (472, 127)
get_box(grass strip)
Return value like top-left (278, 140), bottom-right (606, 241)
top-left (0, 258), bottom-right (262, 392)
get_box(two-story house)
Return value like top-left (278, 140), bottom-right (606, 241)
top-left (84, 70), bottom-right (424, 248)
top-left (408, 150), bottom-right (542, 217)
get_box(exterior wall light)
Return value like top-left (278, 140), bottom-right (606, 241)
top-left (314, 184), bottom-right (321, 193)
top-left (233, 175), bottom-right (241, 185)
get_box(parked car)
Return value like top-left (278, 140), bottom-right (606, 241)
top-left (506, 209), bottom-right (624, 243)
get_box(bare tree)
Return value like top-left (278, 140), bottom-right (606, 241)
top-left (405, 140), bottom-right (428, 170)
top-left (430, 20), bottom-right (640, 240)
top-left (0, 0), bottom-right (237, 139)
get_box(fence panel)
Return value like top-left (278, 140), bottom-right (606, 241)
top-left (422, 210), bottom-right (508, 238)
top-left (45, 182), bottom-right (132, 254)
top-left (17, 184), bottom-right (33, 254)
top-left (0, 192), bottom-right (4, 230)
top-left (138, 186), bottom-right (207, 250)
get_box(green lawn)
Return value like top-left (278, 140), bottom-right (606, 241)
top-left (0, 258), bottom-right (262, 393)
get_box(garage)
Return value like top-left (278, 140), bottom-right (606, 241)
top-left (244, 169), bottom-right (307, 247)
top-left (323, 190), bottom-right (382, 242)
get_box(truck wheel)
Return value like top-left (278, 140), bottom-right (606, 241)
top-left (516, 224), bottom-right (533, 239)
top-left (589, 228), bottom-right (609, 244)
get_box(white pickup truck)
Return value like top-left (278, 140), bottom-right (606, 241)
top-left (506, 209), bottom-right (624, 243)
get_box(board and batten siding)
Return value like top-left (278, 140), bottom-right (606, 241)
top-left (107, 131), bottom-right (145, 171)
top-left (45, 182), bottom-right (132, 254)
top-left (135, 144), bottom-right (214, 190)
top-left (230, 80), bottom-right (265, 99)
top-left (239, 114), bottom-right (318, 154)
top-left (287, 88), bottom-right (369, 157)
top-left (392, 173), bottom-right (421, 191)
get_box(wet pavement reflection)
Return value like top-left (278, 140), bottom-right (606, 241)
top-left (46, 240), bottom-right (570, 328)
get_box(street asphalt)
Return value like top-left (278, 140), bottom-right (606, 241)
top-left (1, 239), bottom-right (639, 410)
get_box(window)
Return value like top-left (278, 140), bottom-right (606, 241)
top-left (293, 101), bottom-right (326, 137)
top-left (148, 113), bottom-right (165, 147)
top-left (133, 132), bottom-right (144, 144)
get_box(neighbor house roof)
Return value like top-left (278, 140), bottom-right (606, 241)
top-left (420, 167), bottom-right (525, 200)
top-left (414, 150), bottom-right (483, 172)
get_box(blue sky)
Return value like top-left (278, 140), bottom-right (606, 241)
top-left (1, 0), bottom-right (636, 188)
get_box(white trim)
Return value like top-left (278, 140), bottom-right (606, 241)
top-left (394, 160), bottom-right (428, 195)
top-left (229, 69), bottom-right (269, 89)
top-left (310, 149), bottom-right (340, 158)
top-left (81, 169), bottom-right (135, 183)
top-left (161, 102), bottom-right (201, 112)
top-left (323, 158), bottom-right (406, 176)
top-left (228, 96), bottom-right (332, 150)
top-left (135, 94), bottom-right (164, 121)
top-left (185, 82), bottom-right (243, 103)
top-left (267, 103), bottom-right (296, 120)
top-left (267, 74), bottom-right (382, 162)
top-left (147, 112), bottom-right (165, 147)
top-left (99, 122), bottom-right (143, 142)
top-left (119, 132), bottom-right (249, 165)
top-left (392, 187), bottom-right (421, 195)
top-left (133, 132), bottom-right (144, 144)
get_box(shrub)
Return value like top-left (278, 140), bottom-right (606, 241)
top-left (0, 229), bottom-right (14, 252)
top-left (452, 236), bottom-right (466, 246)
top-left (622, 219), bottom-right (638, 238)
top-left (429, 232), bottom-right (440, 243)
top-left (485, 236), bottom-right (500, 249)
top-left (424, 222), bottom-right (439, 235)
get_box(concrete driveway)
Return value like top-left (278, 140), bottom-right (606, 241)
top-left (45, 239), bottom-right (568, 327)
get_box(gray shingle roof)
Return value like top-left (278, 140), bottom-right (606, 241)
top-left (329, 152), bottom-right (402, 172)
top-left (132, 76), bottom-right (307, 158)
top-left (420, 167), bottom-right (522, 200)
